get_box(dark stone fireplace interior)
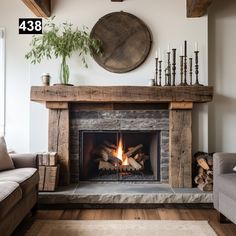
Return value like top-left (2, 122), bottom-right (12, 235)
top-left (79, 130), bottom-right (160, 181)
top-left (70, 106), bottom-right (169, 183)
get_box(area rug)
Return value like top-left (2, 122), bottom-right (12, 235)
top-left (26, 220), bottom-right (217, 236)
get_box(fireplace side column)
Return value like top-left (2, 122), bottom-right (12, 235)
top-left (47, 102), bottom-right (70, 186)
top-left (169, 102), bottom-right (193, 188)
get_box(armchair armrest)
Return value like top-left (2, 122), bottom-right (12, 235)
top-left (213, 153), bottom-right (236, 176)
top-left (10, 153), bottom-right (38, 169)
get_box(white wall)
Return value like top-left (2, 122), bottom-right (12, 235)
top-left (208, 0), bottom-right (236, 152)
top-left (0, 0), bottom-right (33, 152)
top-left (1, 0), bottom-right (208, 153)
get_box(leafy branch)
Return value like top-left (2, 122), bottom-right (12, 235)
top-left (25, 17), bottom-right (101, 84)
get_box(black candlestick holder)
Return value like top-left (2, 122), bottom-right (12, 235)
top-left (158, 60), bottom-right (162, 86)
top-left (155, 57), bottom-right (159, 86)
top-left (172, 49), bottom-right (176, 86)
top-left (193, 51), bottom-right (203, 86)
top-left (178, 56), bottom-right (184, 86)
top-left (189, 58), bottom-right (193, 85)
top-left (167, 52), bottom-right (171, 86)
top-left (182, 54), bottom-right (188, 86)
top-left (164, 67), bottom-right (169, 86)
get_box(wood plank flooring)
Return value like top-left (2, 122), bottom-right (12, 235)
top-left (14, 209), bottom-right (236, 236)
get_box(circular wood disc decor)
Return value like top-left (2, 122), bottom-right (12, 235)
top-left (91, 11), bottom-right (152, 73)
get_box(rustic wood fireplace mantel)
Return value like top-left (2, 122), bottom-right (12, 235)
top-left (31, 86), bottom-right (213, 187)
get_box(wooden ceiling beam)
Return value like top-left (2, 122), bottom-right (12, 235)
top-left (187, 0), bottom-right (213, 17)
top-left (21, 0), bottom-right (51, 18)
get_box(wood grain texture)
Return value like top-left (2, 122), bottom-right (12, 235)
top-left (21, 0), bottom-right (51, 17)
top-left (187, 0), bottom-right (213, 17)
top-left (48, 109), bottom-right (69, 185)
top-left (169, 102), bottom-right (193, 110)
top-left (91, 12), bottom-right (152, 73)
top-left (46, 102), bottom-right (69, 109)
top-left (31, 86), bottom-right (213, 103)
top-left (169, 108), bottom-right (192, 188)
top-left (14, 209), bottom-right (236, 236)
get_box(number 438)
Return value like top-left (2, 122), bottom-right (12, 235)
top-left (19, 18), bottom-right (42, 34)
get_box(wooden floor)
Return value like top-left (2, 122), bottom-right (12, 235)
top-left (14, 208), bottom-right (236, 236)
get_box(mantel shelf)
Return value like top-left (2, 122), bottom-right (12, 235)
top-left (31, 86), bottom-right (213, 104)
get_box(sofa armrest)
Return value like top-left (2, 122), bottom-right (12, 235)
top-left (10, 153), bottom-right (38, 169)
top-left (213, 153), bottom-right (236, 176)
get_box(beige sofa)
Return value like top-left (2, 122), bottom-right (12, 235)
top-left (213, 153), bottom-right (236, 224)
top-left (0, 153), bottom-right (39, 236)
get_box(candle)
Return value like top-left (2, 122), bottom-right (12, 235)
top-left (158, 48), bottom-right (161, 60)
top-left (180, 46), bottom-right (183, 56)
top-left (184, 40), bottom-right (187, 57)
top-left (167, 44), bottom-right (170, 53)
top-left (194, 42), bottom-right (198, 51)
top-left (155, 50), bottom-right (158, 58)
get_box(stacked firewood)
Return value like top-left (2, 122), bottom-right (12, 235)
top-left (93, 141), bottom-right (149, 172)
top-left (194, 152), bottom-right (214, 191)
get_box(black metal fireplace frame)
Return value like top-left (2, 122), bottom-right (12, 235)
top-left (79, 130), bottom-right (161, 182)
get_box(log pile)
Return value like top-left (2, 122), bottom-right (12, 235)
top-left (194, 152), bottom-right (214, 191)
top-left (37, 152), bottom-right (59, 191)
top-left (93, 141), bottom-right (149, 173)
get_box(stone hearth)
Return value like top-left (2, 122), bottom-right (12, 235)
top-left (38, 182), bottom-right (213, 205)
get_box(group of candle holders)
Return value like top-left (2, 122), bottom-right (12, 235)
top-left (153, 41), bottom-right (203, 87)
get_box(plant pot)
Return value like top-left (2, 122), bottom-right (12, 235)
top-left (53, 83), bottom-right (74, 86)
top-left (41, 73), bottom-right (50, 86)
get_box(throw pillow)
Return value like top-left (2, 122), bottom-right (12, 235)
top-left (233, 166), bottom-right (236, 171)
top-left (0, 136), bottom-right (15, 171)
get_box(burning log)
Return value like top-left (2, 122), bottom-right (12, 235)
top-left (95, 140), bottom-right (148, 174)
top-left (125, 144), bottom-right (143, 157)
top-left (108, 156), bottom-right (122, 165)
top-left (99, 161), bottom-right (116, 171)
top-left (93, 144), bottom-right (122, 164)
top-left (128, 157), bottom-right (143, 170)
top-left (134, 153), bottom-right (149, 163)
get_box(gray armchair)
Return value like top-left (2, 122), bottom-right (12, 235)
top-left (213, 153), bottom-right (236, 224)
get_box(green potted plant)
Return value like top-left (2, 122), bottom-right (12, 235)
top-left (25, 17), bottom-right (101, 85)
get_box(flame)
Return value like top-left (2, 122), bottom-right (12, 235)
top-left (115, 138), bottom-right (129, 166)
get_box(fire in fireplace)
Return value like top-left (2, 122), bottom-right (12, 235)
top-left (80, 131), bottom-right (160, 181)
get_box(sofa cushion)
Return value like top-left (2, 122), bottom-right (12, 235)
top-left (0, 181), bottom-right (22, 219)
top-left (217, 173), bottom-right (236, 200)
top-left (0, 136), bottom-right (14, 171)
top-left (0, 168), bottom-right (39, 196)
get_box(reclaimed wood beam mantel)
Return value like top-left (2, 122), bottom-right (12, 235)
top-left (187, 0), bottom-right (213, 17)
top-left (22, 0), bottom-right (51, 17)
top-left (31, 86), bottom-right (213, 103)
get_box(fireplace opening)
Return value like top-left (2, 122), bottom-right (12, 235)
top-left (79, 131), bottom-right (160, 181)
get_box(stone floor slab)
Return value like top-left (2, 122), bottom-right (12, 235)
top-left (39, 182), bottom-right (213, 205)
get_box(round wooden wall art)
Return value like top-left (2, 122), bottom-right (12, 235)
top-left (91, 11), bottom-right (152, 73)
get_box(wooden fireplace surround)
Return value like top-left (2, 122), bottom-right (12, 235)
top-left (31, 86), bottom-right (213, 188)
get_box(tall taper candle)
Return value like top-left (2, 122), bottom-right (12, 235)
top-left (184, 40), bottom-right (187, 57)
top-left (155, 57), bottom-right (158, 86)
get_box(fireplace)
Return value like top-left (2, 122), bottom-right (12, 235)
top-left (70, 108), bottom-right (169, 183)
top-left (79, 130), bottom-right (160, 181)
top-left (30, 85), bottom-right (213, 187)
